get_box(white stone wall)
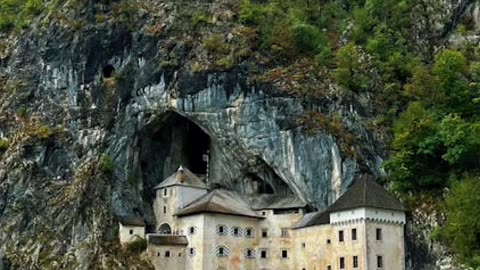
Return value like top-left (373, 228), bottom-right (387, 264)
top-left (366, 221), bottom-right (405, 270)
top-left (330, 207), bottom-right (406, 225)
top-left (119, 223), bottom-right (145, 244)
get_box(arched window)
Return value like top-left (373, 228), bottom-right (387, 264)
top-left (158, 223), bottom-right (172, 235)
top-left (244, 248), bottom-right (255, 259)
top-left (216, 246), bottom-right (229, 257)
top-left (216, 225), bottom-right (228, 236)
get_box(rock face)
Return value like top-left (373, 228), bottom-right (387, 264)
top-left (0, 0), bottom-right (470, 269)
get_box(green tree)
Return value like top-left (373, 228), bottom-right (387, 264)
top-left (440, 177), bottom-right (480, 268)
top-left (334, 43), bottom-right (369, 92)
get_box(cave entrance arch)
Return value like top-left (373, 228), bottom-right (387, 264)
top-left (158, 223), bottom-right (172, 235)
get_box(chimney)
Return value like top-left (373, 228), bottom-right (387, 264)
top-left (177, 166), bottom-right (185, 183)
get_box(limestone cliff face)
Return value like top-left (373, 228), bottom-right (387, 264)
top-left (0, 0), bottom-right (470, 269)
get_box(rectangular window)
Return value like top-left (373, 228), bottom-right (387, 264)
top-left (352, 228), bottom-right (357, 241)
top-left (376, 228), bottom-right (382, 241)
top-left (353, 255), bottom-right (358, 268)
top-left (163, 206), bottom-right (167, 214)
top-left (301, 242), bottom-right (306, 248)
top-left (281, 228), bottom-right (289, 238)
top-left (262, 229), bottom-right (268, 238)
top-left (129, 229), bottom-right (133, 235)
top-left (260, 250), bottom-right (267, 259)
top-left (165, 251), bottom-right (170, 257)
top-left (377, 256), bottom-right (383, 268)
top-left (327, 266), bottom-right (331, 270)
top-left (281, 250), bottom-right (288, 259)
top-left (163, 188), bottom-right (168, 197)
top-left (339, 230), bottom-right (344, 242)
top-left (340, 257), bottom-right (345, 269)
top-left (327, 239), bottom-right (331, 244)
top-left (245, 228), bottom-right (253, 238)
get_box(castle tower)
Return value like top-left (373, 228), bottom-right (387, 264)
top-left (152, 166), bottom-right (208, 234)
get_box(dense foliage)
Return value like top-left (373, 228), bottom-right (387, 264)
top-left (0, 0), bottom-right (45, 32)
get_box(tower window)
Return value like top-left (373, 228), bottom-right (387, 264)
top-left (376, 228), bottom-right (382, 241)
top-left (339, 230), bottom-right (344, 242)
top-left (352, 228), bottom-right (357, 241)
top-left (163, 188), bottom-right (168, 197)
top-left (129, 229), bottom-right (133, 235)
top-left (163, 206), bottom-right (167, 214)
top-left (327, 239), bottom-right (331, 244)
top-left (353, 255), bottom-right (359, 268)
top-left (262, 229), bottom-right (268, 238)
top-left (377, 255), bottom-right (383, 268)
top-left (340, 257), bottom-right (345, 269)
top-left (301, 242), bottom-right (306, 248)
top-left (189, 247), bottom-right (196, 256)
top-left (281, 250), bottom-right (288, 259)
top-left (260, 249), bottom-right (267, 259)
top-left (165, 251), bottom-right (170, 257)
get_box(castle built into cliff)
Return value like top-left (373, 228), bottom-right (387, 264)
top-left (118, 166), bottom-right (406, 270)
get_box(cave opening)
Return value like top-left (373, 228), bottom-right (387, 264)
top-left (102, 65), bottom-right (116, 78)
top-left (139, 112), bottom-right (211, 197)
top-left (245, 173), bottom-right (275, 194)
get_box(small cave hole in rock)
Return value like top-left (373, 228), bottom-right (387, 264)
top-left (102, 65), bottom-right (116, 78)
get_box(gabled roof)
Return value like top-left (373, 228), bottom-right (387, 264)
top-left (327, 176), bottom-right (405, 213)
top-left (148, 235), bottom-right (188, 246)
top-left (174, 189), bottom-right (264, 219)
top-left (153, 166), bottom-right (207, 190)
top-left (118, 216), bottom-right (145, 226)
top-left (244, 194), bottom-right (307, 210)
top-left (293, 211), bottom-right (330, 229)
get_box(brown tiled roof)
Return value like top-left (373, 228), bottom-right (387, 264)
top-left (327, 176), bottom-right (405, 213)
top-left (118, 216), bottom-right (145, 226)
top-left (153, 166), bottom-right (207, 190)
top-left (148, 235), bottom-right (188, 246)
top-left (174, 189), bottom-right (264, 219)
top-left (245, 194), bottom-right (307, 210)
top-left (293, 211), bottom-right (330, 229)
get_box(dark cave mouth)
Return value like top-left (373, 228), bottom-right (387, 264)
top-left (139, 111), bottom-right (291, 198)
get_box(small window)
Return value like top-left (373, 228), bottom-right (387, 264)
top-left (216, 246), bottom-right (229, 257)
top-left (189, 226), bottom-right (196, 235)
top-left (189, 247), bottom-right (196, 256)
top-left (281, 228), bottom-right (289, 238)
top-left (339, 230), bottom-right (344, 242)
top-left (376, 228), bottom-right (382, 241)
top-left (327, 239), bottom-right (331, 244)
top-left (163, 188), bottom-right (168, 197)
top-left (353, 255), bottom-right (358, 268)
top-left (245, 228), bottom-right (254, 238)
top-left (262, 229), bottom-right (268, 238)
top-left (157, 252), bottom-right (160, 257)
top-left (217, 225), bottom-right (227, 236)
top-left (281, 250), bottom-right (288, 259)
top-left (301, 242), bottom-right (306, 248)
top-left (262, 211), bottom-right (266, 216)
top-left (260, 249), bottom-right (267, 259)
top-left (327, 266), bottom-right (331, 270)
top-left (244, 249), bottom-right (255, 259)
top-left (129, 229), bottom-right (133, 235)
top-left (165, 251), bottom-right (170, 257)
top-left (352, 228), bottom-right (357, 241)
top-left (232, 227), bottom-right (241, 237)
top-left (377, 256), bottom-right (383, 268)
top-left (340, 257), bottom-right (345, 269)
top-left (178, 253), bottom-right (182, 257)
